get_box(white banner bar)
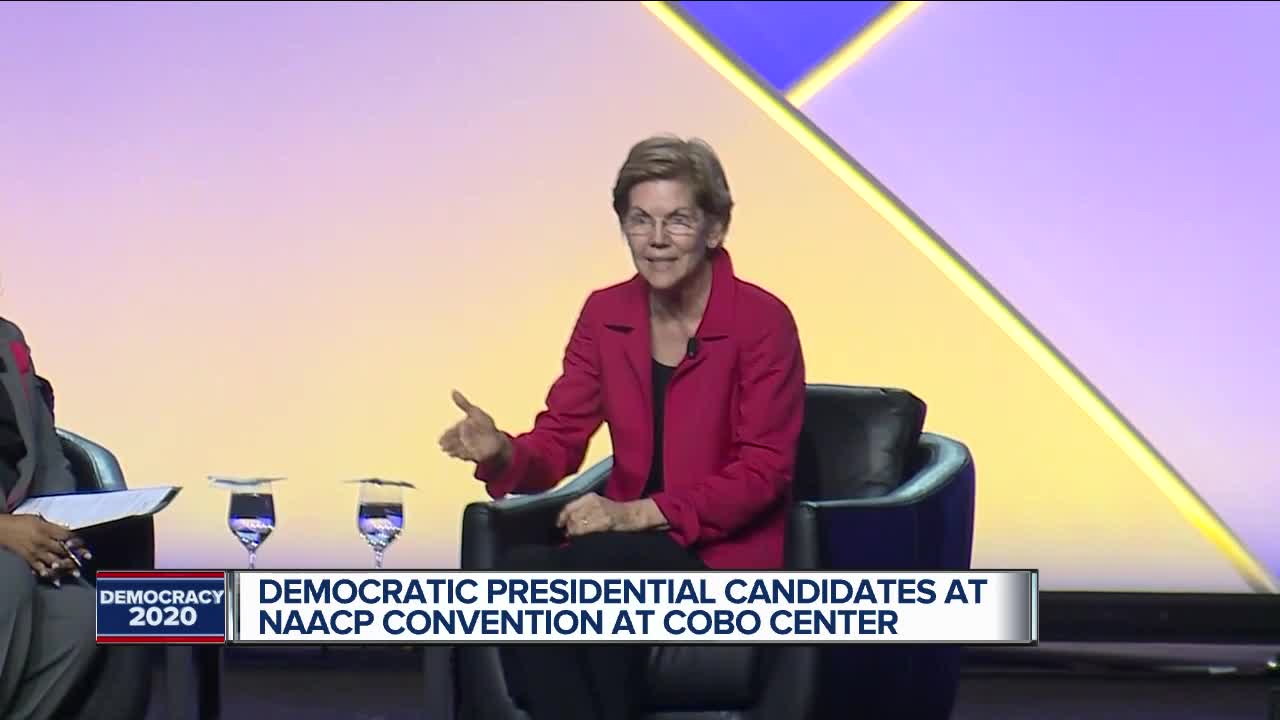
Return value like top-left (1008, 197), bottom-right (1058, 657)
top-left (229, 570), bottom-right (1037, 645)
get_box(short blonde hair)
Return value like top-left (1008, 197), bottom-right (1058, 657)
top-left (611, 135), bottom-right (734, 234)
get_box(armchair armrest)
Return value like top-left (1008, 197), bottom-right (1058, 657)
top-left (79, 516), bottom-right (156, 574)
top-left (460, 457), bottom-right (612, 570)
top-left (451, 458), bottom-right (613, 719)
top-left (788, 433), bottom-right (975, 571)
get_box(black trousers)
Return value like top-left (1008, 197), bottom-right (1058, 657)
top-left (496, 531), bottom-right (706, 720)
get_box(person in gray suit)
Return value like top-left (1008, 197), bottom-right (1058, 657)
top-left (0, 317), bottom-right (150, 720)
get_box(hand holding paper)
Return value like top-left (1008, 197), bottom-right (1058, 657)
top-left (0, 514), bottom-right (79, 579)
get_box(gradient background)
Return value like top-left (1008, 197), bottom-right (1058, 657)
top-left (1, 1), bottom-right (1273, 594)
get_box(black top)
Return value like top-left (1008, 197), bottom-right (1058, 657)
top-left (644, 360), bottom-right (678, 498)
top-left (0, 381), bottom-right (26, 498)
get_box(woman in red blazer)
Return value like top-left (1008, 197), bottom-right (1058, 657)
top-left (440, 136), bottom-right (805, 719)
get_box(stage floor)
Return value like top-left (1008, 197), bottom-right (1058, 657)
top-left (142, 643), bottom-right (1279, 719)
top-left (969, 642), bottom-right (1279, 675)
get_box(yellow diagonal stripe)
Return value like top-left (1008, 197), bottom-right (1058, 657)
top-left (641, 0), bottom-right (1278, 593)
top-left (786, 1), bottom-right (926, 107)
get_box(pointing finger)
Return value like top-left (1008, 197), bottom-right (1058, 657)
top-left (451, 390), bottom-right (475, 415)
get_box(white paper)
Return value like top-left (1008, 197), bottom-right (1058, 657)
top-left (12, 486), bottom-right (181, 530)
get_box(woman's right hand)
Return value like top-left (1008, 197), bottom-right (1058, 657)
top-left (0, 514), bottom-right (81, 579)
top-left (439, 390), bottom-right (512, 467)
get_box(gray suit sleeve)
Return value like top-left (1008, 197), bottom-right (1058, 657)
top-left (26, 352), bottom-right (77, 496)
top-left (36, 401), bottom-right (76, 494)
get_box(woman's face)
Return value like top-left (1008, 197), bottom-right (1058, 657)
top-left (621, 178), bottom-right (723, 292)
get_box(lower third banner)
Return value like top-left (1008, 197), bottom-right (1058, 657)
top-left (95, 571), bottom-right (229, 644)
top-left (228, 570), bottom-right (1038, 645)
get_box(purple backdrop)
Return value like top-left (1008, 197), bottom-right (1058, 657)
top-left (801, 0), bottom-right (1280, 576)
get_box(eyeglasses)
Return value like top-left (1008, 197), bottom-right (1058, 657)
top-left (622, 210), bottom-right (699, 239)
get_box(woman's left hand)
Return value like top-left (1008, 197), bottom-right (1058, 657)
top-left (557, 493), bottom-right (626, 537)
top-left (557, 493), bottom-right (666, 537)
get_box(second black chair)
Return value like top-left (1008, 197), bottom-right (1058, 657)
top-left (436, 385), bottom-right (976, 720)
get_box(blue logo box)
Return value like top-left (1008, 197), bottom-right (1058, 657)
top-left (95, 571), bottom-right (228, 644)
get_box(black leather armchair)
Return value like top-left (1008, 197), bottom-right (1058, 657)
top-left (55, 428), bottom-right (156, 715)
top-left (59, 428), bottom-right (222, 720)
top-left (794, 386), bottom-right (976, 719)
top-left (57, 428), bottom-right (155, 578)
top-left (433, 385), bottom-right (976, 720)
top-left (450, 453), bottom-right (818, 720)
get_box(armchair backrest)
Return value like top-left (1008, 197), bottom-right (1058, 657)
top-left (56, 428), bottom-right (128, 492)
top-left (794, 385), bottom-right (927, 502)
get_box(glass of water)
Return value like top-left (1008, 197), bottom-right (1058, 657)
top-left (210, 476), bottom-right (283, 570)
top-left (350, 479), bottom-right (414, 568)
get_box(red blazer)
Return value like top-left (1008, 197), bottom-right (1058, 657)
top-left (477, 250), bottom-right (806, 570)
